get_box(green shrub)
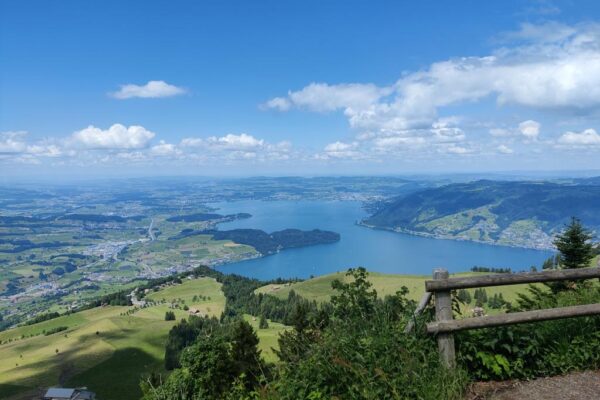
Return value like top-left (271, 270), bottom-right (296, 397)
top-left (271, 268), bottom-right (468, 399)
top-left (457, 284), bottom-right (600, 380)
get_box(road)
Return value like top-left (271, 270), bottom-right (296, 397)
top-left (148, 218), bottom-right (156, 241)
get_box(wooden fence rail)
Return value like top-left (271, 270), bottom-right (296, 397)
top-left (423, 267), bottom-right (600, 368)
top-left (425, 267), bottom-right (600, 292)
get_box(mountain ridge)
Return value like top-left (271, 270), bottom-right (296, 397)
top-left (364, 179), bottom-right (600, 249)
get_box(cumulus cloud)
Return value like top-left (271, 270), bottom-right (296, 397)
top-left (69, 124), bottom-right (155, 149)
top-left (0, 131), bottom-right (63, 159)
top-left (263, 22), bottom-right (600, 161)
top-left (261, 97), bottom-right (291, 111)
top-left (557, 129), bottom-right (600, 146)
top-left (110, 80), bottom-right (186, 99)
top-left (497, 144), bottom-right (514, 154)
top-left (179, 133), bottom-right (293, 162)
top-left (150, 140), bottom-right (181, 156)
top-left (0, 131), bottom-right (28, 153)
top-left (320, 141), bottom-right (361, 159)
top-left (518, 120), bottom-right (541, 140)
top-left (262, 83), bottom-right (390, 113)
top-left (210, 133), bottom-right (265, 149)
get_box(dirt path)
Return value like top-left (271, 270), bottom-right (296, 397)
top-left (467, 370), bottom-right (600, 400)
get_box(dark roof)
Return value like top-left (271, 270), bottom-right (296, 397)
top-left (44, 388), bottom-right (75, 399)
top-left (43, 387), bottom-right (95, 400)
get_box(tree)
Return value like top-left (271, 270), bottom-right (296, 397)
top-left (331, 267), bottom-right (377, 320)
top-left (457, 289), bottom-right (471, 304)
top-left (554, 217), bottom-right (595, 269)
top-left (259, 314), bottom-right (269, 329)
top-left (230, 320), bottom-right (263, 389)
top-left (164, 311), bottom-right (176, 321)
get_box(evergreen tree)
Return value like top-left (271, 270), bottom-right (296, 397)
top-left (164, 311), bottom-right (176, 321)
top-left (553, 217), bottom-right (595, 269)
top-left (259, 314), bottom-right (269, 329)
top-left (230, 320), bottom-right (263, 389)
top-left (457, 289), bottom-right (471, 304)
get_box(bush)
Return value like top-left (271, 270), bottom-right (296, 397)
top-left (271, 268), bottom-right (468, 399)
top-left (44, 326), bottom-right (68, 336)
top-left (146, 268), bottom-right (468, 399)
top-left (165, 311), bottom-right (176, 321)
top-left (457, 284), bottom-right (600, 380)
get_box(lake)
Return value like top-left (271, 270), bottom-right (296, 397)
top-left (212, 200), bottom-right (553, 280)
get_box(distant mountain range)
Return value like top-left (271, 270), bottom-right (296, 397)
top-left (364, 179), bottom-right (600, 249)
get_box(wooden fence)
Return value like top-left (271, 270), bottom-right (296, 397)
top-left (420, 267), bottom-right (600, 368)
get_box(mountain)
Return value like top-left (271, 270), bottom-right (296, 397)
top-left (364, 180), bottom-right (600, 249)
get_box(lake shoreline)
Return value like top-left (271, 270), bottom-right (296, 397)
top-left (356, 220), bottom-right (556, 252)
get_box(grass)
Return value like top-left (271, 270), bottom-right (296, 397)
top-left (145, 276), bottom-right (226, 317)
top-left (256, 271), bottom-right (535, 316)
top-left (0, 277), bottom-right (227, 400)
top-left (243, 315), bottom-right (291, 363)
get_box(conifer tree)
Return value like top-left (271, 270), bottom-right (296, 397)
top-left (553, 217), bottom-right (595, 269)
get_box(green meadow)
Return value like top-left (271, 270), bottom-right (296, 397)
top-left (0, 276), bottom-right (293, 400)
top-left (256, 271), bottom-right (535, 315)
top-left (0, 269), bottom-right (561, 399)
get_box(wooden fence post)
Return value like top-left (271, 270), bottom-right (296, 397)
top-left (433, 268), bottom-right (455, 368)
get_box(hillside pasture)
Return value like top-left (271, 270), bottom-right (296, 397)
top-left (0, 277), bottom-right (227, 400)
top-left (256, 271), bottom-right (537, 315)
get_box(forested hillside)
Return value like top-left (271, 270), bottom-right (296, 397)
top-left (365, 180), bottom-right (600, 249)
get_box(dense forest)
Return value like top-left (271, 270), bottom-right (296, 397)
top-left (170, 228), bottom-right (340, 255)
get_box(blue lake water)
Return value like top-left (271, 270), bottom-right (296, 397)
top-left (212, 200), bottom-right (553, 280)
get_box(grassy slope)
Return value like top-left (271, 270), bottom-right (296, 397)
top-left (256, 271), bottom-right (533, 315)
top-left (0, 276), bottom-right (290, 400)
top-left (0, 277), bottom-right (224, 400)
top-left (243, 315), bottom-right (290, 363)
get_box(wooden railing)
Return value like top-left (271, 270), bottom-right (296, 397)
top-left (421, 267), bottom-right (600, 368)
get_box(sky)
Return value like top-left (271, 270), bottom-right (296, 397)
top-left (2, 0), bottom-right (600, 180)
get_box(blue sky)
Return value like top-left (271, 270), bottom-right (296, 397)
top-left (2, 0), bottom-right (600, 179)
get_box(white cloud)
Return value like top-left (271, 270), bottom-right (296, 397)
top-left (0, 131), bottom-right (28, 153)
top-left (26, 144), bottom-right (62, 157)
top-left (0, 132), bottom-right (63, 159)
top-left (557, 128), bottom-right (600, 146)
top-left (261, 97), bottom-right (291, 111)
top-left (179, 137), bottom-right (205, 148)
top-left (489, 128), bottom-right (513, 137)
top-left (179, 133), bottom-right (294, 163)
top-left (69, 124), bottom-right (155, 149)
top-left (497, 144), bottom-right (514, 154)
top-left (445, 145), bottom-right (471, 155)
top-left (264, 22), bottom-right (600, 160)
top-left (211, 133), bottom-right (264, 149)
top-left (150, 141), bottom-right (181, 156)
top-left (263, 83), bottom-right (390, 113)
top-left (110, 80), bottom-right (186, 99)
top-left (518, 120), bottom-right (541, 140)
top-left (321, 141), bottom-right (361, 159)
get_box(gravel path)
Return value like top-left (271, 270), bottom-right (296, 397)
top-left (468, 370), bottom-right (600, 400)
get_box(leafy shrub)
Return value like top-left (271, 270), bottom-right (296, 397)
top-left (44, 326), bottom-right (68, 336)
top-left (457, 284), bottom-right (600, 380)
top-left (270, 268), bottom-right (468, 400)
